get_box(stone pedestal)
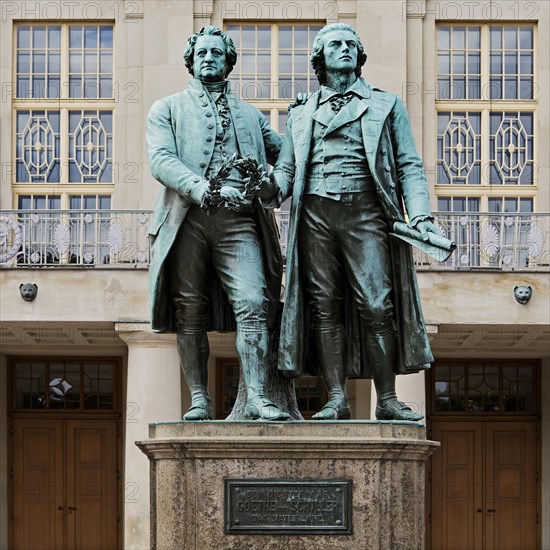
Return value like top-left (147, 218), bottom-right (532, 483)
top-left (137, 422), bottom-right (438, 550)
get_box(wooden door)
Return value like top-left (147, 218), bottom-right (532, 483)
top-left (65, 420), bottom-right (118, 550)
top-left (12, 418), bottom-right (118, 550)
top-left (12, 420), bottom-right (65, 550)
top-left (429, 421), bottom-right (538, 550)
top-left (484, 422), bottom-right (538, 550)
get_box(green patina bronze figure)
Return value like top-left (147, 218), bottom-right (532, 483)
top-left (146, 26), bottom-right (290, 421)
top-left (267, 23), bottom-right (439, 421)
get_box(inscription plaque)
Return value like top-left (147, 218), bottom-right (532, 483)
top-left (224, 480), bottom-right (352, 535)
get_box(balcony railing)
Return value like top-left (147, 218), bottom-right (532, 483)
top-left (0, 210), bottom-right (151, 267)
top-left (414, 212), bottom-right (549, 271)
top-left (0, 210), bottom-right (548, 271)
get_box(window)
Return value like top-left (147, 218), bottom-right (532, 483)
top-left (437, 197), bottom-right (480, 267)
top-left (489, 26), bottom-right (534, 101)
top-left (437, 26), bottom-right (481, 100)
top-left (14, 24), bottom-right (114, 206)
top-left (430, 361), bottom-right (537, 415)
top-left (435, 24), bottom-right (536, 212)
top-left (437, 111), bottom-right (481, 185)
top-left (226, 23), bottom-right (322, 134)
top-left (487, 197), bottom-right (534, 268)
top-left (12, 359), bottom-right (118, 411)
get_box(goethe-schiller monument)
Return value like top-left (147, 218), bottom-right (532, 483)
top-left (138, 23), bottom-right (447, 549)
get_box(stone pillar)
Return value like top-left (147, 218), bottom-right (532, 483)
top-left (138, 422), bottom-right (439, 549)
top-left (542, 357), bottom-right (550, 550)
top-left (0, 354), bottom-right (8, 550)
top-left (405, 0), bottom-right (426, 151)
top-left (116, 324), bottom-right (181, 550)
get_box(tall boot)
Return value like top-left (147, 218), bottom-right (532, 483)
top-left (236, 326), bottom-right (290, 421)
top-left (312, 325), bottom-right (351, 420)
top-left (177, 331), bottom-right (212, 420)
top-left (367, 325), bottom-right (423, 421)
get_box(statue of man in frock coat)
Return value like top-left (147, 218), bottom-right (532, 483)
top-left (267, 23), bottom-right (438, 421)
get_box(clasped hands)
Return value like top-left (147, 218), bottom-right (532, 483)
top-left (217, 185), bottom-right (251, 211)
top-left (218, 176), bottom-right (276, 210)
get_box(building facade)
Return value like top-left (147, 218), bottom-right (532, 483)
top-left (0, 1), bottom-right (548, 548)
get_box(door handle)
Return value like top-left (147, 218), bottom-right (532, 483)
top-left (486, 509), bottom-right (496, 516)
top-left (67, 506), bottom-right (77, 514)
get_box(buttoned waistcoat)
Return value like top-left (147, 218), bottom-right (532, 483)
top-left (146, 79), bottom-right (282, 333)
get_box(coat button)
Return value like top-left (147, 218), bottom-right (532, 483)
top-left (182, 201), bottom-right (189, 208)
top-left (202, 103), bottom-right (208, 108)
top-left (199, 92), bottom-right (205, 98)
top-left (193, 177), bottom-right (200, 183)
top-left (205, 112), bottom-right (212, 117)
top-left (385, 165), bottom-right (391, 172)
top-left (206, 136), bottom-right (213, 142)
top-left (207, 123), bottom-right (214, 129)
top-left (382, 149), bottom-right (388, 155)
top-left (342, 185), bottom-right (347, 190)
top-left (203, 150), bottom-right (209, 155)
top-left (199, 161), bottom-right (206, 168)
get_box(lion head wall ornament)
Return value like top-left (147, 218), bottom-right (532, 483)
top-left (20, 283), bottom-right (38, 302)
top-left (514, 285), bottom-right (532, 305)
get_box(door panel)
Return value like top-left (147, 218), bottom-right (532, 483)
top-left (431, 422), bottom-right (483, 550)
top-left (485, 422), bottom-right (537, 550)
top-left (66, 420), bottom-right (118, 550)
top-left (12, 420), bottom-right (65, 550)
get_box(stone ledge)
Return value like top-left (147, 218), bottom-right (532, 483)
top-left (146, 419), bottom-right (428, 440)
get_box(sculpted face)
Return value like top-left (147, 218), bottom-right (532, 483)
top-left (20, 283), bottom-right (38, 302)
top-left (193, 35), bottom-right (228, 82)
top-left (514, 285), bottom-right (532, 305)
top-left (322, 30), bottom-right (359, 75)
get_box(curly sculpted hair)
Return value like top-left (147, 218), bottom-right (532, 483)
top-left (183, 26), bottom-right (237, 79)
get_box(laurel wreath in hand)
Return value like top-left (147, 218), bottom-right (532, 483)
top-left (201, 154), bottom-right (266, 215)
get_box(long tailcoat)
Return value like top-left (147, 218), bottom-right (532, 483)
top-left (147, 79), bottom-right (283, 333)
top-left (272, 79), bottom-right (434, 378)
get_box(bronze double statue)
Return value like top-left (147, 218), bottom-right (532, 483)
top-left (147, 24), bottom-right (449, 422)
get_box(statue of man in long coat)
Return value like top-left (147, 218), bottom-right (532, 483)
top-left (268, 23), bottom-right (437, 421)
top-left (146, 26), bottom-right (289, 421)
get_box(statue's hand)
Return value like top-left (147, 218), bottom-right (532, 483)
top-left (288, 92), bottom-right (313, 110)
top-left (414, 220), bottom-right (439, 241)
top-left (219, 186), bottom-right (250, 210)
top-left (258, 176), bottom-right (277, 200)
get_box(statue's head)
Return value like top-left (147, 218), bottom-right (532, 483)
top-left (514, 285), bottom-right (532, 305)
top-left (310, 23), bottom-right (367, 85)
top-left (183, 26), bottom-right (237, 81)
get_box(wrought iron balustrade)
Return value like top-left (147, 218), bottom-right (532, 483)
top-left (0, 210), bottom-right (548, 271)
top-left (414, 212), bottom-right (549, 271)
top-left (0, 210), bottom-right (151, 267)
